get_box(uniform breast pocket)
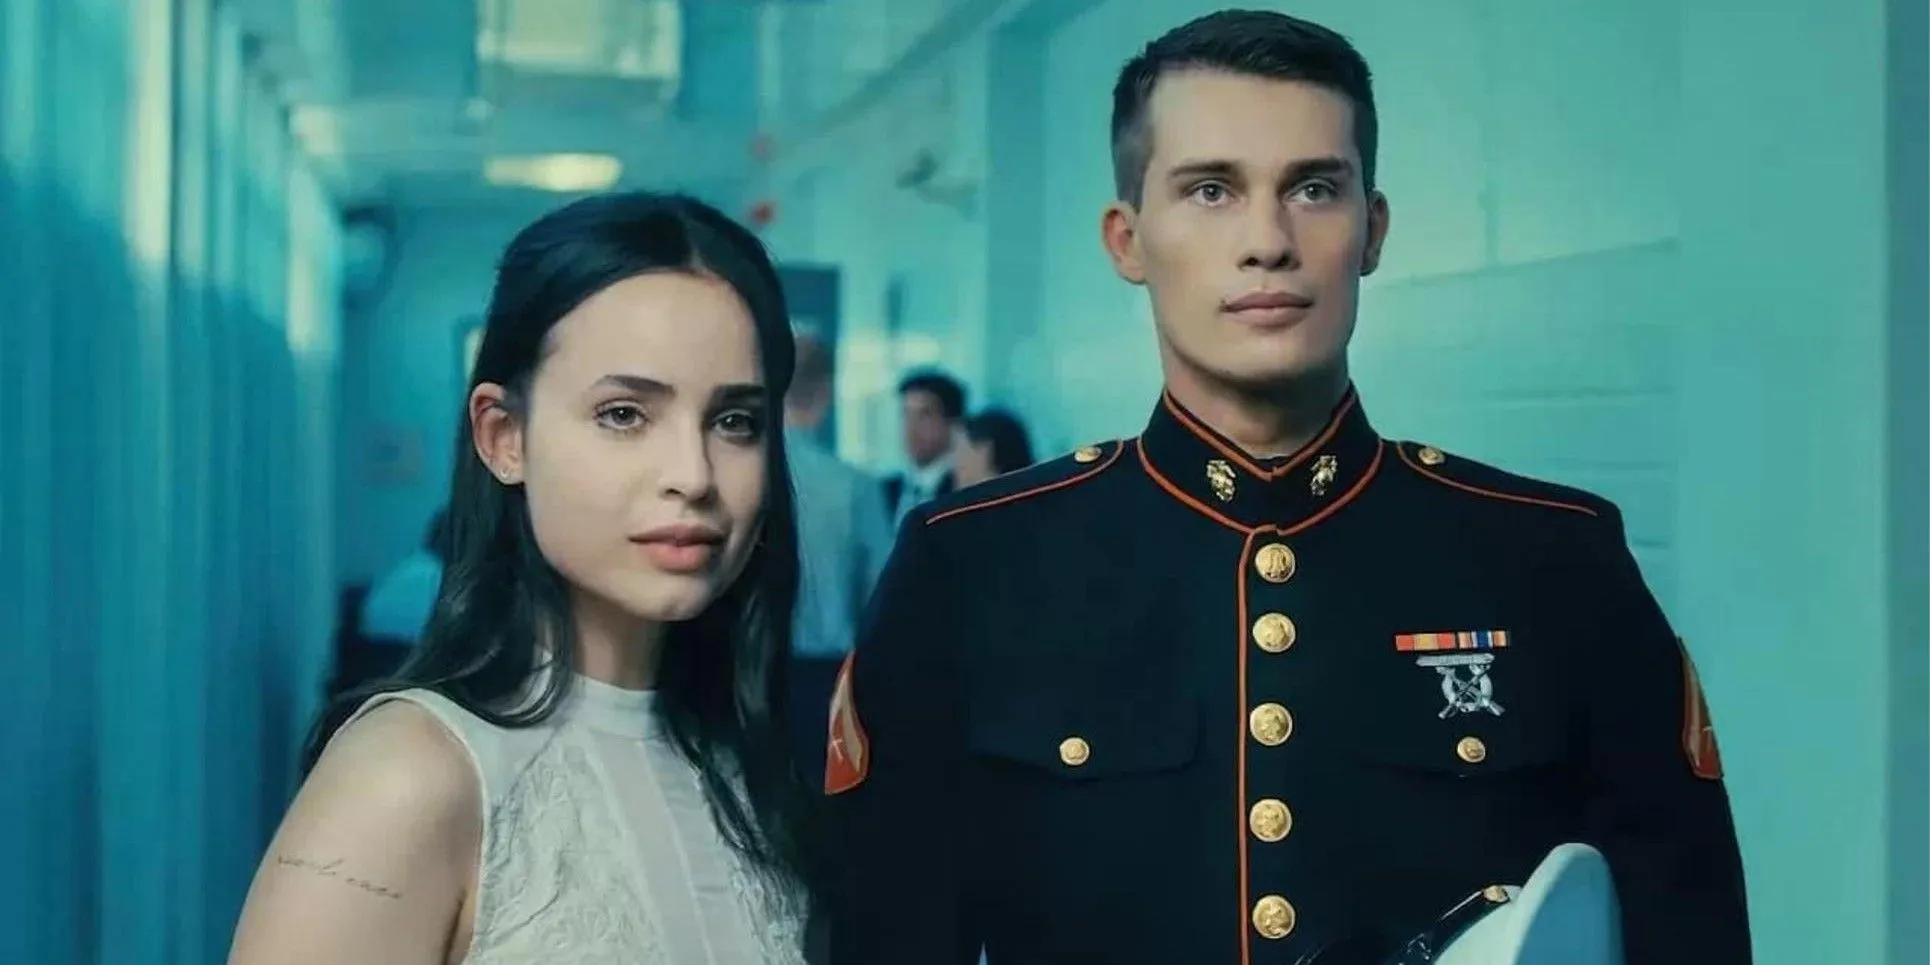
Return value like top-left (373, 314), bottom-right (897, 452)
top-left (965, 693), bottom-right (1201, 784)
top-left (1345, 714), bottom-right (1570, 778)
top-left (965, 690), bottom-right (1201, 842)
top-left (1339, 635), bottom-right (1585, 814)
top-left (963, 692), bottom-right (1211, 933)
top-left (1336, 715), bottom-right (1588, 879)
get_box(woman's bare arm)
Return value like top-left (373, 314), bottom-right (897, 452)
top-left (228, 702), bottom-right (481, 965)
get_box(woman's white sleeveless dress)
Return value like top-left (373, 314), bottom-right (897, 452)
top-left (342, 673), bottom-right (808, 965)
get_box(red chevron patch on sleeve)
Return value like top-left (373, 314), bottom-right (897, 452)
top-left (824, 653), bottom-right (869, 795)
top-left (1679, 640), bottom-right (1724, 781)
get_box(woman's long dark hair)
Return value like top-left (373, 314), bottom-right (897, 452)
top-left (308, 191), bottom-right (821, 904)
top-left (964, 408), bottom-right (1036, 476)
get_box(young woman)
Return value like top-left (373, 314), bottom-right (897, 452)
top-left (952, 408), bottom-right (1037, 487)
top-left (228, 192), bottom-right (821, 965)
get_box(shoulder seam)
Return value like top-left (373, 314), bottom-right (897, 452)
top-left (924, 440), bottom-right (1127, 527)
top-left (1392, 441), bottom-right (1601, 518)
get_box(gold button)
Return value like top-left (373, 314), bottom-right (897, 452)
top-left (1248, 703), bottom-right (1294, 746)
top-left (1417, 445), bottom-right (1447, 466)
top-left (1073, 445), bottom-right (1103, 464)
top-left (1251, 894), bottom-right (1297, 939)
top-left (1059, 736), bottom-right (1091, 766)
top-left (1456, 736), bottom-right (1487, 764)
top-left (1482, 885), bottom-right (1512, 903)
top-left (1249, 798), bottom-right (1293, 842)
top-left (1252, 612), bottom-right (1296, 653)
top-left (1253, 543), bottom-right (1296, 583)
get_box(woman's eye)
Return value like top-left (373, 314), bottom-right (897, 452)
top-left (595, 404), bottom-right (647, 432)
top-left (715, 410), bottom-right (764, 440)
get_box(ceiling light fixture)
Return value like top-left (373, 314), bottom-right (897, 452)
top-left (483, 153), bottom-right (624, 193)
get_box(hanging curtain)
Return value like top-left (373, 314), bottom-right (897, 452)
top-left (0, 0), bottom-right (344, 960)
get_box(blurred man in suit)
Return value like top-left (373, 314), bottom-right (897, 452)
top-left (884, 369), bottom-right (966, 524)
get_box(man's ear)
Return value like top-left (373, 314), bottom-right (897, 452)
top-left (469, 382), bottom-right (525, 485)
top-left (1101, 201), bottom-right (1147, 286)
top-left (1360, 189), bottom-right (1391, 277)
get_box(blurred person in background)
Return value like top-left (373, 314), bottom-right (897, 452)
top-left (326, 508), bottom-right (452, 698)
top-left (882, 369), bottom-right (966, 523)
top-left (228, 192), bottom-right (822, 965)
top-left (359, 508), bottom-right (450, 642)
top-left (783, 322), bottom-right (894, 781)
top-left (823, 9), bottom-right (1748, 965)
top-left (953, 409), bottom-right (1037, 487)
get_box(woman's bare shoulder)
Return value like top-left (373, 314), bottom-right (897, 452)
top-left (227, 699), bottom-right (482, 965)
top-left (308, 698), bottom-right (480, 836)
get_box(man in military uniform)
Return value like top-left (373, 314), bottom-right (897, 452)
top-left (822, 10), bottom-right (1751, 965)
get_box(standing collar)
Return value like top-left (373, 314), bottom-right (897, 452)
top-left (1137, 384), bottom-right (1383, 533)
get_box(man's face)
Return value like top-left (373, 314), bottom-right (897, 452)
top-left (900, 389), bottom-right (954, 467)
top-left (1102, 70), bottom-right (1390, 392)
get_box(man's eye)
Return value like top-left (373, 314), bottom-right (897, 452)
top-left (1293, 180), bottom-right (1339, 203)
top-left (1191, 182), bottom-right (1231, 205)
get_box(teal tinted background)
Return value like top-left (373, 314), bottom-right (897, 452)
top-left (0, 0), bottom-right (1922, 962)
top-left (0, 0), bottom-right (342, 960)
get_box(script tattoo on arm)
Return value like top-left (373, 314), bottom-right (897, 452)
top-left (274, 854), bottom-right (405, 900)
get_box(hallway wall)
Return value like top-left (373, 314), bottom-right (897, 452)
top-left (761, 0), bottom-right (1928, 961)
top-left (336, 206), bottom-right (524, 583)
top-left (0, 0), bottom-right (345, 961)
top-left (756, 82), bottom-right (994, 468)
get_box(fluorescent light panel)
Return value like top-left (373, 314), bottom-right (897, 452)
top-left (483, 153), bottom-right (623, 193)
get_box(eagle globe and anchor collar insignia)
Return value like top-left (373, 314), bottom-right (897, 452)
top-left (1138, 384), bottom-right (1383, 532)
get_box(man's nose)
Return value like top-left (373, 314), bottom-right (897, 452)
top-left (1240, 204), bottom-right (1298, 271)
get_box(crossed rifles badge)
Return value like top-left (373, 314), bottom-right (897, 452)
top-left (1395, 630), bottom-right (1510, 718)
